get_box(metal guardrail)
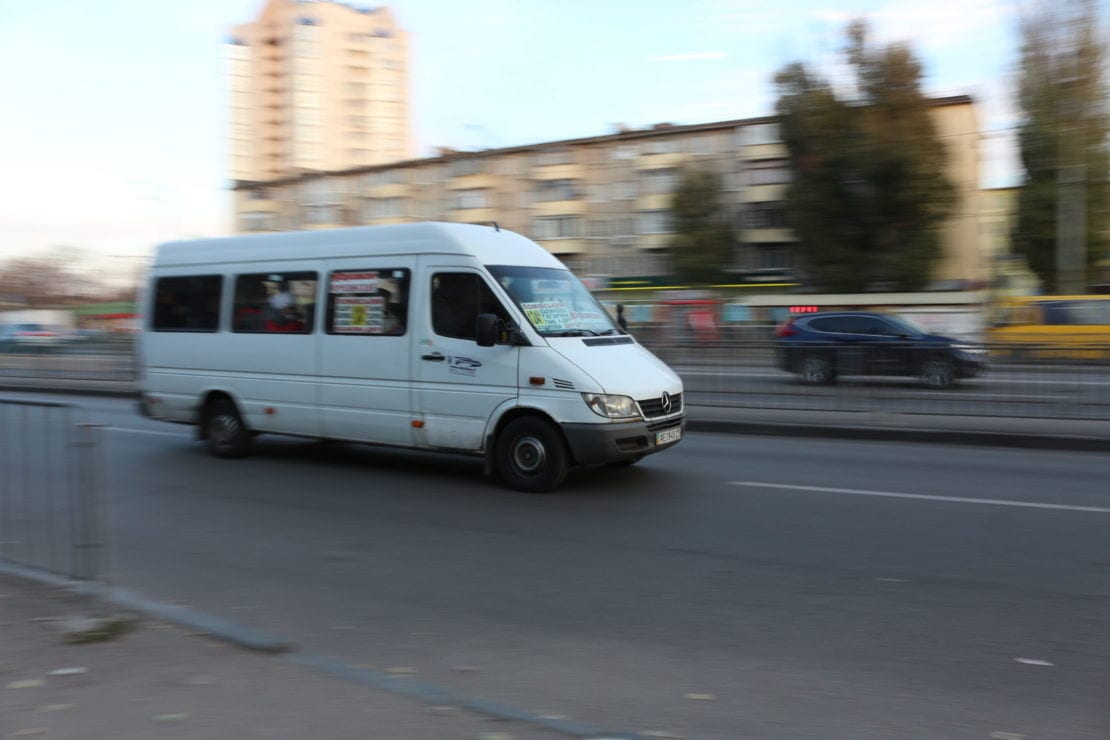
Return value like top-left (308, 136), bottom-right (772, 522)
top-left (2, 338), bottom-right (1110, 421)
top-left (0, 398), bottom-right (105, 580)
top-left (648, 340), bottom-right (1110, 420)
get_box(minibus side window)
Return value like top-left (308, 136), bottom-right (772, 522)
top-left (325, 268), bottom-right (410, 336)
top-left (232, 272), bottom-right (317, 334)
top-left (431, 273), bottom-right (510, 341)
top-left (152, 275), bottom-right (223, 332)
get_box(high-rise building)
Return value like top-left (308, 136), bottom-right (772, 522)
top-left (227, 0), bottom-right (411, 182)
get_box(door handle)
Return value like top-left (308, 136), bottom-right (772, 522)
top-left (421, 352), bottom-right (446, 362)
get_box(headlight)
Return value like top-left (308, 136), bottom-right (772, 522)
top-left (582, 393), bottom-right (641, 419)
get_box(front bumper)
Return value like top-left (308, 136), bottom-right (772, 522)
top-left (562, 416), bottom-right (686, 465)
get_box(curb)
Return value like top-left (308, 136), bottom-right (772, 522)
top-left (0, 561), bottom-right (649, 740)
top-left (0, 560), bottom-right (291, 653)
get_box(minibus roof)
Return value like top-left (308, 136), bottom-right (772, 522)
top-left (153, 222), bottom-right (566, 270)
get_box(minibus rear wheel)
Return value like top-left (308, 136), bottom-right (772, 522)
top-left (205, 399), bottom-right (251, 459)
top-left (495, 416), bottom-right (568, 493)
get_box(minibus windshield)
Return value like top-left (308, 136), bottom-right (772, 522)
top-left (488, 265), bottom-right (621, 337)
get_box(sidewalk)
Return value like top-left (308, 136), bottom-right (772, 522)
top-left (0, 573), bottom-right (591, 740)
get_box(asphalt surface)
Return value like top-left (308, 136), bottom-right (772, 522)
top-left (4, 393), bottom-right (1108, 739)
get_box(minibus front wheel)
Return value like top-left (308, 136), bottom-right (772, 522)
top-left (495, 416), bottom-right (569, 493)
top-left (204, 398), bottom-right (252, 459)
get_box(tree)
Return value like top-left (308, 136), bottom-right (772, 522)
top-left (774, 20), bottom-right (956, 292)
top-left (668, 168), bottom-right (734, 286)
top-left (1013, 0), bottom-right (1109, 293)
top-left (0, 253), bottom-right (104, 307)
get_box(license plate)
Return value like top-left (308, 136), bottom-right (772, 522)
top-left (655, 427), bottom-right (682, 446)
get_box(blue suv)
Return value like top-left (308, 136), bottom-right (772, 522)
top-left (775, 311), bottom-right (987, 389)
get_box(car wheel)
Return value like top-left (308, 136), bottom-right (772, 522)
top-left (800, 355), bottom-right (836, 385)
top-left (205, 399), bottom-right (251, 458)
top-left (495, 416), bottom-right (569, 493)
top-left (920, 358), bottom-right (956, 389)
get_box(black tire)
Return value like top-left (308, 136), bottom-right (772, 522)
top-left (495, 416), bottom-right (569, 493)
top-left (800, 354), bottom-right (836, 385)
top-left (919, 358), bottom-right (956, 390)
top-left (204, 399), bottom-right (251, 459)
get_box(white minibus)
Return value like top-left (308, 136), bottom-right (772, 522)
top-left (137, 222), bottom-right (684, 492)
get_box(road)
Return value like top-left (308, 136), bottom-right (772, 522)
top-left (11, 393), bottom-right (1110, 738)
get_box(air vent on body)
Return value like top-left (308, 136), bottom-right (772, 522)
top-left (552, 378), bottom-right (575, 390)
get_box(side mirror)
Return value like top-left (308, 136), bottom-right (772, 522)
top-left (476, 313), bottom-right (498, 347)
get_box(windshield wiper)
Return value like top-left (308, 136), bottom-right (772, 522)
top-left (547, 329), bottom-right (601, 337)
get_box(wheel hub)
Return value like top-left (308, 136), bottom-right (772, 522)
top-left (512, 435), bottom-right (546, 474)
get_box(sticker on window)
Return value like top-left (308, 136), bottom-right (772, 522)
top-left (330, 271), bottom-right (381, 293)
top-left (521, 301), bottom-right (573, 331)
top-left (334, 295), bottom-right (386, 333)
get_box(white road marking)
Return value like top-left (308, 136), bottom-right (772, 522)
top-left (729, 481), bottom-right (1110, 513)
top-left (1014, 658), bottom-right (1055, 667)
top-left (102, 426), bottom-right (190, 439)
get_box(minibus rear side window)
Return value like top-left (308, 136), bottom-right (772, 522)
top-left (326, 268), bottom-right (410, 336)
top-left (232, 272), bottom-right (318, 334)
top-left (152, 275), bottom-right (223, 332)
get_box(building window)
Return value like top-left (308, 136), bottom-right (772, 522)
top-left (612, 144), bottom-right (638, 160)
top-left (533, 179), bottom-right (581, 202)
top-left (690, 135), bottom-right (714, 156)
top-left (644, 168), bottom-right (678, 195)
top-left (614, 180), bottom-right (638, 200)
top-left (242, 212), bottom-right (276, 231)
top-left (645, 139), bottom-right (674, 155)
top-left (455, 189), bottom-right (488, 209)
top-left (756, 247), bottom-right (791, 270)
top-left (304, 205), bottom-right (339, 225)
top-left (536, 148), bottom-right (573, 166)
top-left (449, 158), bottom-right (483, 177)
top-left (637, 210), bottom-right (671, 235)
top-left (364, 198), bottom-right (403, 219)
top-left (531, 216), bottom-right (583, 240)
top-left (745, 202), bottom-right (787, 229)
top-left (737, 123), bottom-right (781, 147)
top-left (745, 159), bottom-right (793, 186)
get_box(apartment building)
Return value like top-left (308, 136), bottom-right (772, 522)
top-left (233, 96), bottom-right (982, 289)
top-left (227, 0), bottom-right (411, 182)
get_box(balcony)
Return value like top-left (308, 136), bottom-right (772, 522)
top-left (739, 142), bottom-right (788, 160)
top-left (635, 193), bottom-right (671, 211)
top-left (362, 182), bottom-right (409, 199)
top-left (741, 184), bottom-right (788, 203)
top-left (633, 152), bottom-right (687, 170)
top-left (448, 173), bottom-right (498, 190)
top-left (740, 228), bottom-right (797, 243)
top-left (450, 207), bottom-right (498, 224)
top-left (531, 200), bottom-right (587, 217)
top-left (530, 163), bottom-right (584, 181)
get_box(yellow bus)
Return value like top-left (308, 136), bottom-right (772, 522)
top-left (987, 295), bottom-right (1110, 359)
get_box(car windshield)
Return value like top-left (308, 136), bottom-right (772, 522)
top-left (487, 265), bottom-right (620, 337)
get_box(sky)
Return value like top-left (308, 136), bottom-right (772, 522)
top-left (1, 0), bottom-right (1101, 281)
